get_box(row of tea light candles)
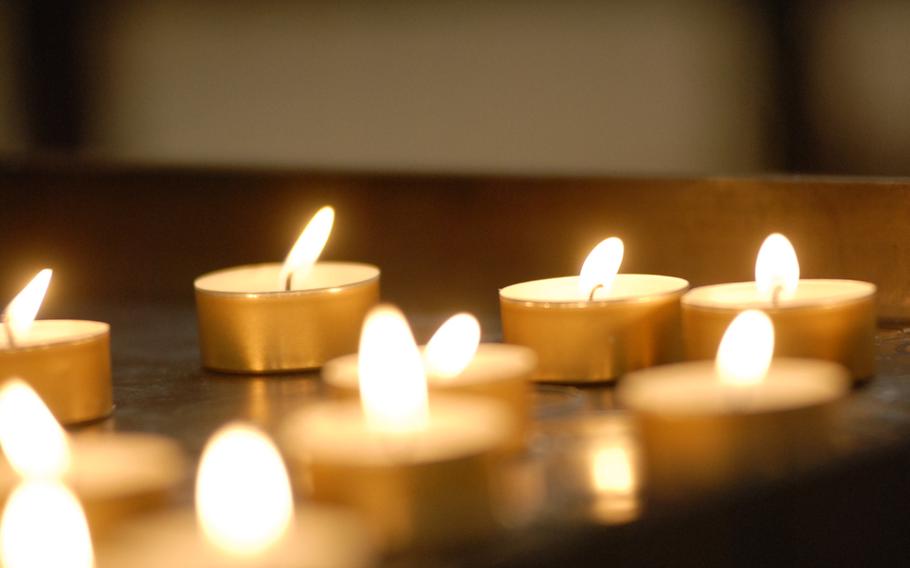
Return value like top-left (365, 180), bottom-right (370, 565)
top-left (0, 205), bottom-right (875, 564)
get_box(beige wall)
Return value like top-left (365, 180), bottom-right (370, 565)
top-left (87, 1), bottom-right (772, 174)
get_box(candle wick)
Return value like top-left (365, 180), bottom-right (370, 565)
top-left (588, 284), bottom-right (604, 302)
top-left (284, 271), bottom-right (295, 292)
top-left (771, 284), bottom-right (782, 308)
top-left (2, 316), bottom-right (16, 349)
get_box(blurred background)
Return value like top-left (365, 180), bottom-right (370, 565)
top-left (1, 0), bottom-right (910, 177)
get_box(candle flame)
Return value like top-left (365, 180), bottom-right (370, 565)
top-left (579, 238), bottom-right (624, 299)
top-left (715, 310), bottom-right (775, 387)
top-left (358, 305), bottom-right (429, 433)
top-left (0, 380), bottom-right (71, 479)
top-left (196, 423), bottom-right (294, 558)
top-left (3, 269), bottom-right (52, 344)
top-left (424, 313), bottom-right (481, 380)
top-left (755, 233), bottom-right (799, 302)
top-left (278, 206), bottom-right (335, 289)
top-left (0, 481), bottom-right (94, 568)
top-left (591, 445), bottom-right (637, 494)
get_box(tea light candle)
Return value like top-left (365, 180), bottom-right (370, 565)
top-left (0, 381), bottom-right (186, 538)
top-left (194, 206), bottom-right (380, 373)
top-left (96, 423), bottom-right (374, 568)
top-left (500, 238), bottom-right (689, 382)
top-left (1, 270), bottom-right (112, 424)
top-left (682, 233), bottom-right (876, 380)
top-left (618, 310), bottom-right (849, 502)
top-left (323, 312), bottom-right (535, 451)
top-left (282, 306), bottom-right (513, 552)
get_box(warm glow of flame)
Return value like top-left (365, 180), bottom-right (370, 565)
top-left (3, 269), bottom-right (52, 343)
top-left (0, 481), bottom-right (93, 568)
top-left (591, 446), bottom-right (637, 494)
top-left (579, 237), bottom-right (624, 299)
top-left (358, 305), bottom-right (429, 433)
top-left (715, 310), bottom-right (775, 387)
top-left (196, 423), bottom-right (294, 558)
top-left (0, 380), bottom-right (71, 479)
top-left (755, 233), bottom-right (799, 301)
top-left (278, 206), bottom-right (335, 288)
top-left (424, 313), bottom-right (481, 380)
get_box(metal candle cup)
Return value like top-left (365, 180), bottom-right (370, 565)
top-left (618, 359), bottom-right (848, 503)
top-left (682, 280), bottom-right (876, 381)
top-left (281, 397), bottom-right (512, 552)
top-left (500, 274), bottom-right (689, 383)
top-left (0, 320), bottom-right (111, 424)
top-left (322, 344), bottom-right (535, 451)
top-left (195, 262), bottom-right (380, 373)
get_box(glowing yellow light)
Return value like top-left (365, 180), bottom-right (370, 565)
top-left (591, 446), bottom-right (637, 494)
top-left (579, 237), bottom-right (624, 299)
top-left (0, 481), bottom-right (93, 568)
top-left (358, 305), bottom-right (429, 434)
top-left (715, 310), bottom-right (775, 387)
top-left (0, 379), bottom-right (71, 479)
top-left (3, 269), bottom-right (52, 344)
top-left (424, 313), bottom-right (481, 380)
top-left (278, 206), bottom-right (335, 289)
top-left (755, 233), bottom-right (800, 302)
top-left (196, 423), bottom-right (294, 558)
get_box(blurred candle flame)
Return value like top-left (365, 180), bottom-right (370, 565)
top-left (0, 481), bottom-right (93, 568)
top-left (196, 423), bottom-right (294, 558)
top-left (424, 313), bottom-right (481, 380)
top-left (278, 206), bottom-right (335, 289)
top-left (579, 238), bottom-right (624, 299)
top-left (755, 233), bottom-right (799, 302)
top-left (358, 305), bottom-right (429, 433)
top-left (3, 269), bottom-right (52, 344)
top-left (715, 310), bottom-right (775, 387)
top-left (0, 379), bottom-right (71, 479)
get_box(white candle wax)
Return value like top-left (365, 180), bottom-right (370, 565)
top-left (500, 274), bottom-right (689, 304)
top-left (0, 320), bottom-right (108, 350)
top-left (194, 261), bottom-right (379, 294)
top-left (682, 279), bottom-right (875, 310)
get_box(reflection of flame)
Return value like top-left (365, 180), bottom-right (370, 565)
top-left (358, 305), bottom-right (429, 433)
top-left (579, 238), bottom-right (624, 299)
top-left (3, 269), bottom-right (52, 344)
top-left (755, 233), bottom-right (799, 302)
top-left (0, 481), bottom-right (94, 568)
top-left (196, 423), bottom-right (294, 557)
top-left (591, 446), bottom-right (636, 494)
top-left (278, 206), bottom-right (335, 289)
top-left (0, 379), bottom-right (71, 479)
top-left (424, 313), bottom-right (481, 380)
top-left (715, 310), bottom-right (774, 387)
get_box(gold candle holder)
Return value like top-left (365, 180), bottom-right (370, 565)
top-left (195, 262), bottom-right (380, 373)
top-left (500, 274), bottom-right (689, 383)
top-left (682, 280), bottom-right (876, 381)
top-left (322, 344), bottom-right (535, 452)
top-left (0, 433), bottom-right (186, 539)
top-left (618, 359), bottom-right (848, 503)
top-left (0, 320), bottom-right (112, 424)
top-left (281, 397), bottom-right (512, 552)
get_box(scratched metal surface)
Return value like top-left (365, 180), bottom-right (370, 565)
top-left (61, 301), bottom-right (910, 566)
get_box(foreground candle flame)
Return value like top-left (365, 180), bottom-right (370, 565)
top-left (591, 445), bottom-right (637, 494)
top-left (579, 237), bottom-right (624, 300)
top-left (424, 313), bottom-right (481, 380)
top-left (358, 305), bottom-right (429, 433)
top-left (755, 233), bottom-right (799, 302)
top-left (3, 269), bottom-right (52, 344)
top-left (196, 423), bottom-right (294, 558)
top-left (0, 481), bottom-right (93, 568)
top-left (278, 206), bottom-right (335, 290)
top-left (0, 379), bottom-right (71, 479)
top-left (715, 310), bottom-right (775, 387)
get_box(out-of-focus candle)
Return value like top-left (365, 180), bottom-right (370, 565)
top-left (283, 305), bottom-right (513, 552)
top-left (323, 312), bottom-right (535, 451)
top-left (619, 310), bottom-right (849, 502)
top-left (0, 270), bottom-right (111, 424)
top-left (195, 206), bottom-right (379, 373)
top-left (0, 380), bottom-right (186, 538)
top-left (96, 423), bottom-right (374, 568)
top-left (500, 238), bottom-right (689, 382)
top-left (682, 233), bottom-right (876, 380)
